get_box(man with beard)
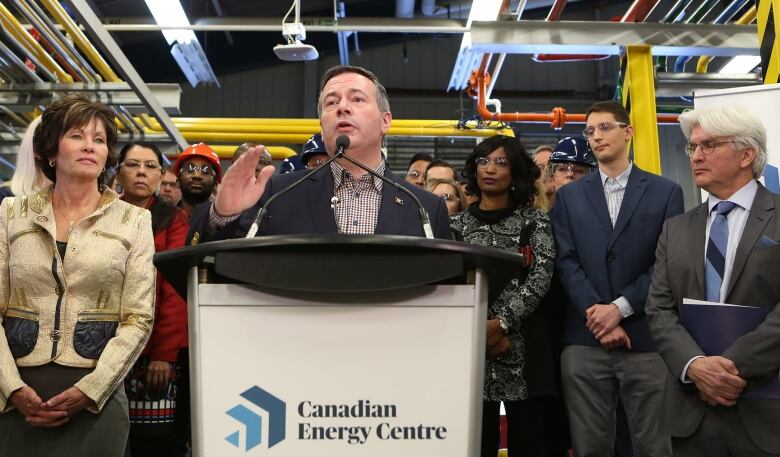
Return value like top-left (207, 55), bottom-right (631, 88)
top-left (173, 142), bottom-right (222, 216)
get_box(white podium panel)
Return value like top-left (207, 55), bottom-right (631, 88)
top-left (188, 275), bottom-right (487, 457)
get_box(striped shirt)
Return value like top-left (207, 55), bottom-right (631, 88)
top-left (331, 160), bottom-right (384, 234)
top-left (600, 161), bottom-right (633, 227)
top-left (599, 161), bottom-right (634, 318)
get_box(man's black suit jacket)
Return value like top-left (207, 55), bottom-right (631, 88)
top-left (187, 165), bottom-right (451, 243)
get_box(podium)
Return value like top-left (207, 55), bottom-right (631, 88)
top-left (155, 235), bottom-right (525, 457)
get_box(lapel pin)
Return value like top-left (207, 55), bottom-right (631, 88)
top-left (394, 197), bottom-right (404, 206)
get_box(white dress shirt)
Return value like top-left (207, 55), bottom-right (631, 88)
top-left (599, 162), bottom-right (634, 318)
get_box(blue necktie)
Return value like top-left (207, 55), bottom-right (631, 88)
top-left (705, 201), bottom-right (738, 302)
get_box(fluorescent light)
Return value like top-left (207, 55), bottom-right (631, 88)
top-left (466, 0), bottom-right (503, 27)
top-left (144, 0), bottom-right (197, 45)
top-left (719, 56), bottom-right (761, 75)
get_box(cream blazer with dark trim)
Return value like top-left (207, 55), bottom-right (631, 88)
top-left (0, 187), bottom-right (155, 412)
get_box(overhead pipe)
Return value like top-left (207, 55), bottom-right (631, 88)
top-left (11, 0), bottom-right (92, 82)
top-left (207, 145), bottom-right (297, 160)
top-left (0, 21), bottom-right (58, 81)
top-left (655, 0), bottom-right (698, 71)
top-left (0, 39), bottom-right (44, 82)
top-left (17, 0), bottom-right (100, 81)
top-left (143, 117), bottom-right (510, 129)
top-left (534, 0), bottom-right (661, 62)
top-left (0, 2), bottom-right (72, 82)
top-left (696, 3), bottom-right (756, 73)
top-left (38, 0), bottom-right (120, 82)
top-left (474, 55), bottom-right (678, 127)
top-left (673, 0), bottom-right (746, 72)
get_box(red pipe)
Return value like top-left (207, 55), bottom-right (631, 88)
top-left (474, 55), bottom-right (678, 127)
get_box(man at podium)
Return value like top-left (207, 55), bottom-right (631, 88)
top-left (187, 65), bottom-right (450, 243)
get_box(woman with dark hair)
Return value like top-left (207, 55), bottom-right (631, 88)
top-left (451, 135), bottom-right (555, 457)
top-left (0, 94), bottom-right (155, 456)
top-left (115, 141), bottom-right (189, 457)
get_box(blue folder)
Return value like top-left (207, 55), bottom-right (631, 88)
top-left (680, 299), bottom-right (780, 400)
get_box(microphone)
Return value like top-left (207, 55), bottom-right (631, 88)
top-left (245, 136), bottom-right (350, 238)
top-left (338, 149), bottom-right (435, 239)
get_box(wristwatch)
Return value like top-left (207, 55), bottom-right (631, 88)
top-left (498, 317), bottom-right (509, 332)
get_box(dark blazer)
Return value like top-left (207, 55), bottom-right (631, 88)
top-left (550, 165), bottom-right (684, 351)
top-left (646, 184), bottom-right (780, 454)
top-left (187, 165), bottom-right (451, 243)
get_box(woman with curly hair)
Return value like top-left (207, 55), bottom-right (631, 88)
top-left (451, 135), bottom-right (555, 457)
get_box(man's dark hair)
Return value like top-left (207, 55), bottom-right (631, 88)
top-left (317, 65), bottom-right (390, 117)
top-left (461, 135), bottom-right (539, 209)
top-left (585, 100), bottom-right (630, 125)
top-left (425, 159), bottom-right (457, 181)
top-left (408, 153), bottom-right (433, 168)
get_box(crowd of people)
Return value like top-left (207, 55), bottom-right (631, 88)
top-left (0, 64), bottom-right (777, 457)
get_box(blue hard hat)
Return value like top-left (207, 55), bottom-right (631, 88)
top-left (280, 155), bottom-right (305, 174)
top-left (301, 133), bottom-right (327, 165)
top-left (550, 137), bottom-right (597, 168)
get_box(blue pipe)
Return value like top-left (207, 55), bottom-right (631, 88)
top-left (673, 0), bottom-right (749, 72)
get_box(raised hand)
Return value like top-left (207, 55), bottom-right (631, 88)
top-left (213, 146), bottom-right (276, 217)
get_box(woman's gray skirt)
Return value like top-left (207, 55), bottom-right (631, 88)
top-left (0, 364), bottom-right (130, 457)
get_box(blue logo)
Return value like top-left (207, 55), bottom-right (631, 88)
top-left (226, 386), bottom-right (286, 451)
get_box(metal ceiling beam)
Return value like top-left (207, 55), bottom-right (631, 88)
top-left (63, 0), bottom-right (188, 148)
top-left (0, 82), bottom-right (181, 114)
top-left (468, 20), bottom-right (759, 57)
top-left (654, 72), bottom-right (762, 97)
top-left (95, 16), bottom-right (469, 33)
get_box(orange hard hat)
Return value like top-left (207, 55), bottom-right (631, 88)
top-left (173, 142), bottom-right (222, 182)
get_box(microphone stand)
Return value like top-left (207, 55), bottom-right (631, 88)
top-left (246, 146), bottom-right (346, 238)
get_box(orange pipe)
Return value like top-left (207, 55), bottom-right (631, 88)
top-left (474, 55), bottom-right (678, 127)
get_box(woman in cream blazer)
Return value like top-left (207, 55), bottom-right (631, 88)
top-left (0, 95), bottom-right (155, 457)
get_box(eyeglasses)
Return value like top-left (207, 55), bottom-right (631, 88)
top-left (406, 169), bottom-right (423, 178)
top-left (475, 157), bottom-right (509, 168)
top-left (120, 160), bottom-right (161, 172)
top-left (552, 163), bottom-right (591, 177)
top-left (684, 140), bottom-right (735, 157)
top-left (182, 163), bottom-right (215, 176)
top-left (583, 121), bottom-right (628, 138)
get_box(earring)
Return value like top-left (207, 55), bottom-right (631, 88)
top-left (49, 160), bottom-right (55, 167)
top-left (510, 185), bottom-right (516, 191)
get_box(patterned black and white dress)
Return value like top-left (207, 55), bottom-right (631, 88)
top-left (451, 204), bottom-right (555, 401)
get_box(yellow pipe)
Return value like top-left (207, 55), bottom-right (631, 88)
top-left (204, 145), bottom-right (297, 160)
top-left (169, 128), bottom-right (511, 143)
top-left (145, 118), bottom-right (509, 133)
top-left (0, 2), bottom-right (73, 82)
top-left (626, 45), bottom-right (661, 175)
top-left (149, 117), bottom-right (508, 129)
top-left (39, 0), bottom-right (120, 82)
top-left (172, 127), bottom-right (512, 144)
top-left (696, 5), bottom-right (757, 73)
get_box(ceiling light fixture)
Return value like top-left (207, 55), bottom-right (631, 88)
top-left (274, 0), bottom-right (319, 61)
top-left (143, 0), bottom-right (219, 87)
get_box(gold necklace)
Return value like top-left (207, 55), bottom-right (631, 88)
top-left (53, 206), bottom-right (91, 235)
